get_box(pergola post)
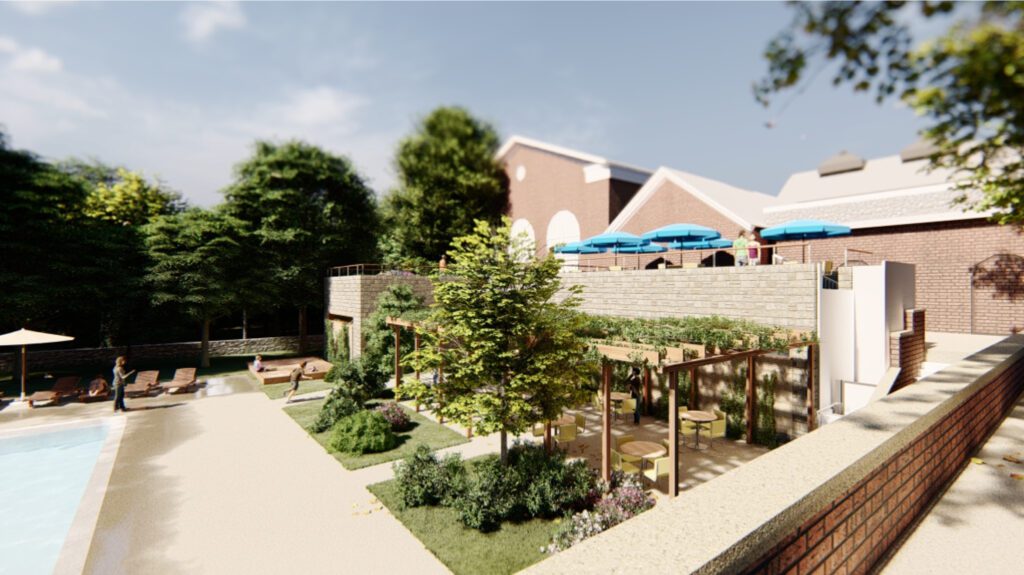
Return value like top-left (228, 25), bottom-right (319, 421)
top-left (746, 355), bottom-right (757, 444)
top-left (437, 352), bottom-right (444, 424)
top-left (601, 362), bottom-right (612, 483)
top-left (689, 367), bottom-right (698, 409)
top-left (807, 344), bottom-right (816, 432)
top-left (413, 332), bottom-right (420, 381)
top-left (392, 326), bottom-right (402, 399)
top-left (642, 366), bottom-right (652, 416)
top-left (668, 370), bottom-right (680, 497)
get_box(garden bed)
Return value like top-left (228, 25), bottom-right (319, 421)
top-left (368, 472), bottom-right (554, 575)
top-left (282, 399), bottom-right (468, 470)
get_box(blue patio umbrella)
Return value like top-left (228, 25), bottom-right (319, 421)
top-left (760, 219), bottom-right (851, 241)
top-left (612, 243), bottom-right (668, 254)
top-left (553, 241), bottom-right (606, 255)
top-left (641, 223), bottom-right (721, 243)
top-left (582, 231), bottom-right (646, 249)
top-left (669, 238), bottom-right (734, 250)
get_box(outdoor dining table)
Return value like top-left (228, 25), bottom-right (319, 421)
top-left (551, 414), bottom-right (576, 430)
top-left (618, 440), bottom-right (667, 474)
top-left (681, 410), bottom-right (717, 450)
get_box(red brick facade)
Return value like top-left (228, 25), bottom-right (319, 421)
top-left (777, 219), bottom-right (1024, 334)
top-left (742, 351), bottom-right (1024, 575)
top-left (890, 309), bottom-right (926, 391)
top-left (616, 180), bottom-right (750, 240)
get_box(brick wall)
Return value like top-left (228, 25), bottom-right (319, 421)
top-left (742, 342), bottom-right (1024, 575)
top-left (557, 264), bottom-right (819, 330)
top-left (776, 219), bottom-right (1024, 334)
top-left (889, 309), bottom-right (926, 392)
top-left (0, 335), bottom-right (325, 373)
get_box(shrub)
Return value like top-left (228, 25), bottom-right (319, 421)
top-left (546, 472), bottom-right (654, 554)
top-left (329, 411), bottom-right (397, 454)
top-left (311, 380), bottom-right (365, 433)
top-left (393, 445), bottom-right (467, 508)
top-left (376, 401), bottom-right (411, 431)
top-left (453, 456), bottom-right (517, 532)
top-left (507, 442), bottom-right (595, 518)
top-left (755, 372), bottom-right (779, 448)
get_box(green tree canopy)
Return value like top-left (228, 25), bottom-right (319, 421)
top-left (82, 167), bottom-right (183, 226)
top-left (380, 106), bottom-right (510, 267)
top-left (409, 219), bottom-right (592, 463)
top-left (222, 140), bottom-right (379, 343)
top-left (757, 2), bottom-right (1024, 225)
top-left (144, 208), bottom-right (244, 366)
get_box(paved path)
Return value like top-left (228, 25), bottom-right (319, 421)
top-left (80, 379), bottom-right (454, 575)
top-left (882, 390), bottom-right (1024, 574)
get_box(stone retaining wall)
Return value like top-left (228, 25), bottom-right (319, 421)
top-left (0, 335), bottom-right (324, 373)
top-left (325, 274), bottom-right (434, 358)
top-left (556, 264), bottom-right (819, 330)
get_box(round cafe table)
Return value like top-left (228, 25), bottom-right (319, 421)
top-left (681, 410), bottom-right (717, 450)
top-left (609, 392), bottom-right (630, 402)
top-left (551, 414), bottom-right (576, 428)
top-left (619, 440), bottom-right (666, 477)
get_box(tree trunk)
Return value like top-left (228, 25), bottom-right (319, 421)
top-left (298, 306), bottom-right (308, 354)
top-left (242, 309), bottom-right (249, 340)
top-left (499, 429), bottom-right (508, 465)
top-left (201, 318), bottom-right (211, 368)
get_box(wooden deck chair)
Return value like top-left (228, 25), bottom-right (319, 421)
top-left (125, 370), bottom-right (159, 398)
top-left (160, 367), bottom-right (198, 394)
top-left (27, 376), bottom-right (81, 407)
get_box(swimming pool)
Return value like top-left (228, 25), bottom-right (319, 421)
top-left (0, 421), bottom-right (115, 575)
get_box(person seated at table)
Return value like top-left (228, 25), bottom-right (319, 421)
top-left (253, 354), bottom-right (266, 372)
top-left (88, 374), bottom-right (109, 397)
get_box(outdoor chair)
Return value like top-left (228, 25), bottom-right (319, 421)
top-left (678, 407), bottom-right (700, 437)
top-left (615, 398), bottom-right (636, 422)
top-left (27, 376), bottom-right (81, 407)
top-left (555, 424), bottom-right (577, 448)
top-left (642, 456), bottom-right (671, 488)
top-left (159, 367), bottom-right (198, 394)
top-left (532, 422), bottom-right (546, 437)
top-left (615, 435), bottom-right (641, 464)
top-left (125, 370), bottom-right (160, 398)
top-left (611, 450), bottom-right (641, 475)
top-left (574, 413), bottom-right (586, 433)
top-left (707, 409), bottom-right (727, 439)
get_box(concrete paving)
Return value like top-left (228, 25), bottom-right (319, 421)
top-left (881, 390), bottom-right (1024, 574)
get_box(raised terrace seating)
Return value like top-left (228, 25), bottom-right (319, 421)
top-left (248, 357), bottom-right (332, 385)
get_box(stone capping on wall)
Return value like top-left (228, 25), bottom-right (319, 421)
top-left (525, 334), bottom-right (1024, 575)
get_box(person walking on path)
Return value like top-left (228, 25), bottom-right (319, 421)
top-left (112, 356), bottom-right (135, 412)
top-left (627, 367), bottom-right (642, 425)
top-left (284, 360), bottom-right (308, 404)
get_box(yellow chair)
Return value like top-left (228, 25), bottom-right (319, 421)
top-left (611, 450), bottom-right (640, 475)
top-left (677, 406), bottom-right (699, 438)
top-left (574, 413), bottom-right (586, 433)
top-left (643, 456), bottom-right (671, 487)
top-left (555, 424), bottom-right (577, 448)
top-left (531, 422), bottom-right (545, 437)
top-left (615, 398), bottom-right (636, 422)
top-left (707, 409), bottom-right (727, 439)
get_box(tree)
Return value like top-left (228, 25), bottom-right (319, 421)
top-left (83, 167), bottom-right (183, 226)
top-left (222, 140), bottom-right (379, 349)
top-left (757, 2), bottom-right (1024, 225)
top-left (361, 284), bottom-right (428, 389)
top-left (409, 219), bottom-right (592, 464)
top-left (145, 208), bottom-right (243, 367)
top-left (380, 107), bottom-right (510, 267)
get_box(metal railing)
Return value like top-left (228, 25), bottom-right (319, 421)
top-left (327, 263), bottom-right (434, 277)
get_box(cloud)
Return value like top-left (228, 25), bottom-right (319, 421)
top-left (0, 36), bottom-right (63, 73)
top-left (180, 1), bottom-right (246, 44)
top-left (8, 1), bottom-right (74, 16)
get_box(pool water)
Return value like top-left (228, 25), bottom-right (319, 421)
top-left (0, 423), bottom-right (109, 575)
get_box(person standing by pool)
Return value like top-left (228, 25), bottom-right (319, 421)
top-left (112, 356), bottom-right (135, 412)
top-left (284, 360), bottom-right (308, 404)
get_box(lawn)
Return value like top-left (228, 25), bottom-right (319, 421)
top-left (259, 379), bottom-right (334, 399)
top-left (368, 476), bottom-right (556, 575)
top-left (282, 399), bottom-right (469, 470)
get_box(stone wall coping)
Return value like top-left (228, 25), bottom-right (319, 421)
top-left (526, 334), bottom-right (1024, 574)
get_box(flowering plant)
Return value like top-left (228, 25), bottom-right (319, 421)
top-left (375, 401), bottom-right (411, 431)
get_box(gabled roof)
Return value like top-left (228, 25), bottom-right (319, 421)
top-left (778, 154), bottom-right (957, 204)
top-left (496, 135), bottom-right (652, 185)
top-left (607, 167), bottom-right (777, 232)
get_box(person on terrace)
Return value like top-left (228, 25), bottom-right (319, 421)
top-left (733, 231), bottom-right (749, 266)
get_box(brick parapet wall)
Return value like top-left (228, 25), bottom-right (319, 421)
top-left (744, 341), bottom-right (1023, 575)
top-left (0, 335), bottom-right (325, 373)
top-left (557, 264), bottom-right (819, 330)
top-left (889, 309), bottom-right (926, 392)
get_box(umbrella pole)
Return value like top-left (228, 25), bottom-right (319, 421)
top-left (20, 344), bottom-right (26, 401)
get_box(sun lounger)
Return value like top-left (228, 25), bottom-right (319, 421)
top-left (159, 368), bottom-right (198, 394)
top-left (27, 376), bottom-right (82, 407)
top-left (125, 370), bottom-right (160, 398)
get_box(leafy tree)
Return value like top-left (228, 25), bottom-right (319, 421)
top-left (757, 2), bottom-right (1024, 225)
top-left (222, 140), bottom-right (379, 348)
top-left (144, 208), bottom-right (243, 366)
top-left (82, 167), bottom-right (183, 226)
top-left (380, 107), bottom-right (510, 267)
top-left (409, 219), bottom-right (592, 463)
top-left (361, 284), bottom-right (428, 391)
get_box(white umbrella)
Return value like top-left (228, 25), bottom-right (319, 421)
top-left (0, 328), bottom-right (75, 400)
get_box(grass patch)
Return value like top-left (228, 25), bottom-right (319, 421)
top-left (260, 380), bottom-right (334, 399)
top-left (368, 477), bottom-right (555, 575)
top-left (283, 399), bottom-right (469, 470)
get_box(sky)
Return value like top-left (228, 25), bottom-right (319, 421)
top-left (0, 1), bottom-right (932, 206)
